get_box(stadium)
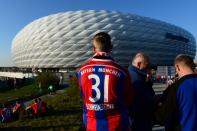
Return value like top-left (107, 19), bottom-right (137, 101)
top-left (11, 10), bottom-right (196, 69)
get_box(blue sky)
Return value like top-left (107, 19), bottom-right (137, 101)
top-left (0, 0), bottom-right (196, 66)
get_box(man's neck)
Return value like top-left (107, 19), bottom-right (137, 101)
top-left (179, 70), bottom-right (194, 78)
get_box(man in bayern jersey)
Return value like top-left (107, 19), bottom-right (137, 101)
top-left (77, 32), bottom-right (133, 131)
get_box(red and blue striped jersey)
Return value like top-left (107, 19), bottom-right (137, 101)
top-left (77, 52), bottom-right (133, 131)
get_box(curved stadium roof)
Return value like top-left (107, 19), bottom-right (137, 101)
top-left (11, 10), bottom-right (196, 68)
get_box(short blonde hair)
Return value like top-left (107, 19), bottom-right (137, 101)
top-left (93, 32), bottom-right (112, 52)
top-left (175, 54), bottom-right (195, 70)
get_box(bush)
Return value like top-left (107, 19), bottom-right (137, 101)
top-left (35, 72), bottom-right (59, 89)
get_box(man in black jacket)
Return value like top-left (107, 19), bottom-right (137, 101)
top-left (128, 53), bottom-right (156, 131)
top-left (155, 54), bottom-right (197, 131)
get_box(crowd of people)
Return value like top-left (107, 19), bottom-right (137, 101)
top-left (0, 98), bottom-right (47, 123)
top-left (26, 98), bottom-right (48, 117)
top-left (76, 32), bottom-right (197, 131)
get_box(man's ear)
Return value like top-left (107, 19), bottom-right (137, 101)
top-left (137, 62), bottom-right (141, 69)
top-left (176, 64), bottom-right (180, 72)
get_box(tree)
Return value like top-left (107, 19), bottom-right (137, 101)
top-left (35, 72), bottom-right (58, 89)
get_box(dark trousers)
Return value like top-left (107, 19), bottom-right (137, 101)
top-left (131, 117), bottom-right (153, 131)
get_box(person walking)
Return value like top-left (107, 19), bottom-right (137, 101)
top-left (128, 53), bottom-right (156, 131)
top-left (48, 84), bottom-right (55, 94)
top-left (155, 54), bottom-right (197, 131)
top-left (76, 32), bottom-right (133, 131)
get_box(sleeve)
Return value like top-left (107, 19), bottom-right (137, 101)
top-left (154, 84), bottom-right (178, 125)
top-left (123, 72), bottom-right (133, 108)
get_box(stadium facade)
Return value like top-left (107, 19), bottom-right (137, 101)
top-left (11, 10), bottom-right (196, 68)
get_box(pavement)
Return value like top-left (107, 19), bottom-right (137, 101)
top-left (152, 125), bottom-right (165, 131)
top-left (24, 88), bottom-right (66, 107)
top-left (153, 83), bottom-right (167, 95)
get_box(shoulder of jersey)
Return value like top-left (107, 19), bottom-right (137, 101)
top-left (78, 60), bottom-right (93, 71)
top-left (78, 58), bottom-right (129, 76)
top-left (109, 61), bottom-right (130, 75)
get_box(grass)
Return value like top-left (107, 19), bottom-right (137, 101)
top-left (0, 85), bottom-right (84, 131)
top-left (0, 83), bottom-right (47, 105)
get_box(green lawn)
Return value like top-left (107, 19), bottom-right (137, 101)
top-left (0, 85), bottom-right (84, 131)
top-left (0, 84), bottom-right (46, 105)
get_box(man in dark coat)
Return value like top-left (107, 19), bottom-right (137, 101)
top-left (155, 54), bottom-right (197, 131)
top-left (128, 52), bottom-right (156, 131)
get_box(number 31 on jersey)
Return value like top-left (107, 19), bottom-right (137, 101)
top-left (88, 74), bottom-right (109, 103)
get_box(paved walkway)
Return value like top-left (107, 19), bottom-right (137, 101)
top-left (153, 83), bottom-right (167, 94)
top-left (153, 125), bottom-right (165, 131)
top-left (24, 88), bottom-right (66, 107)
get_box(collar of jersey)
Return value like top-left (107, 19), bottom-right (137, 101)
top-left (92, 52), bottom-right (114, 61)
